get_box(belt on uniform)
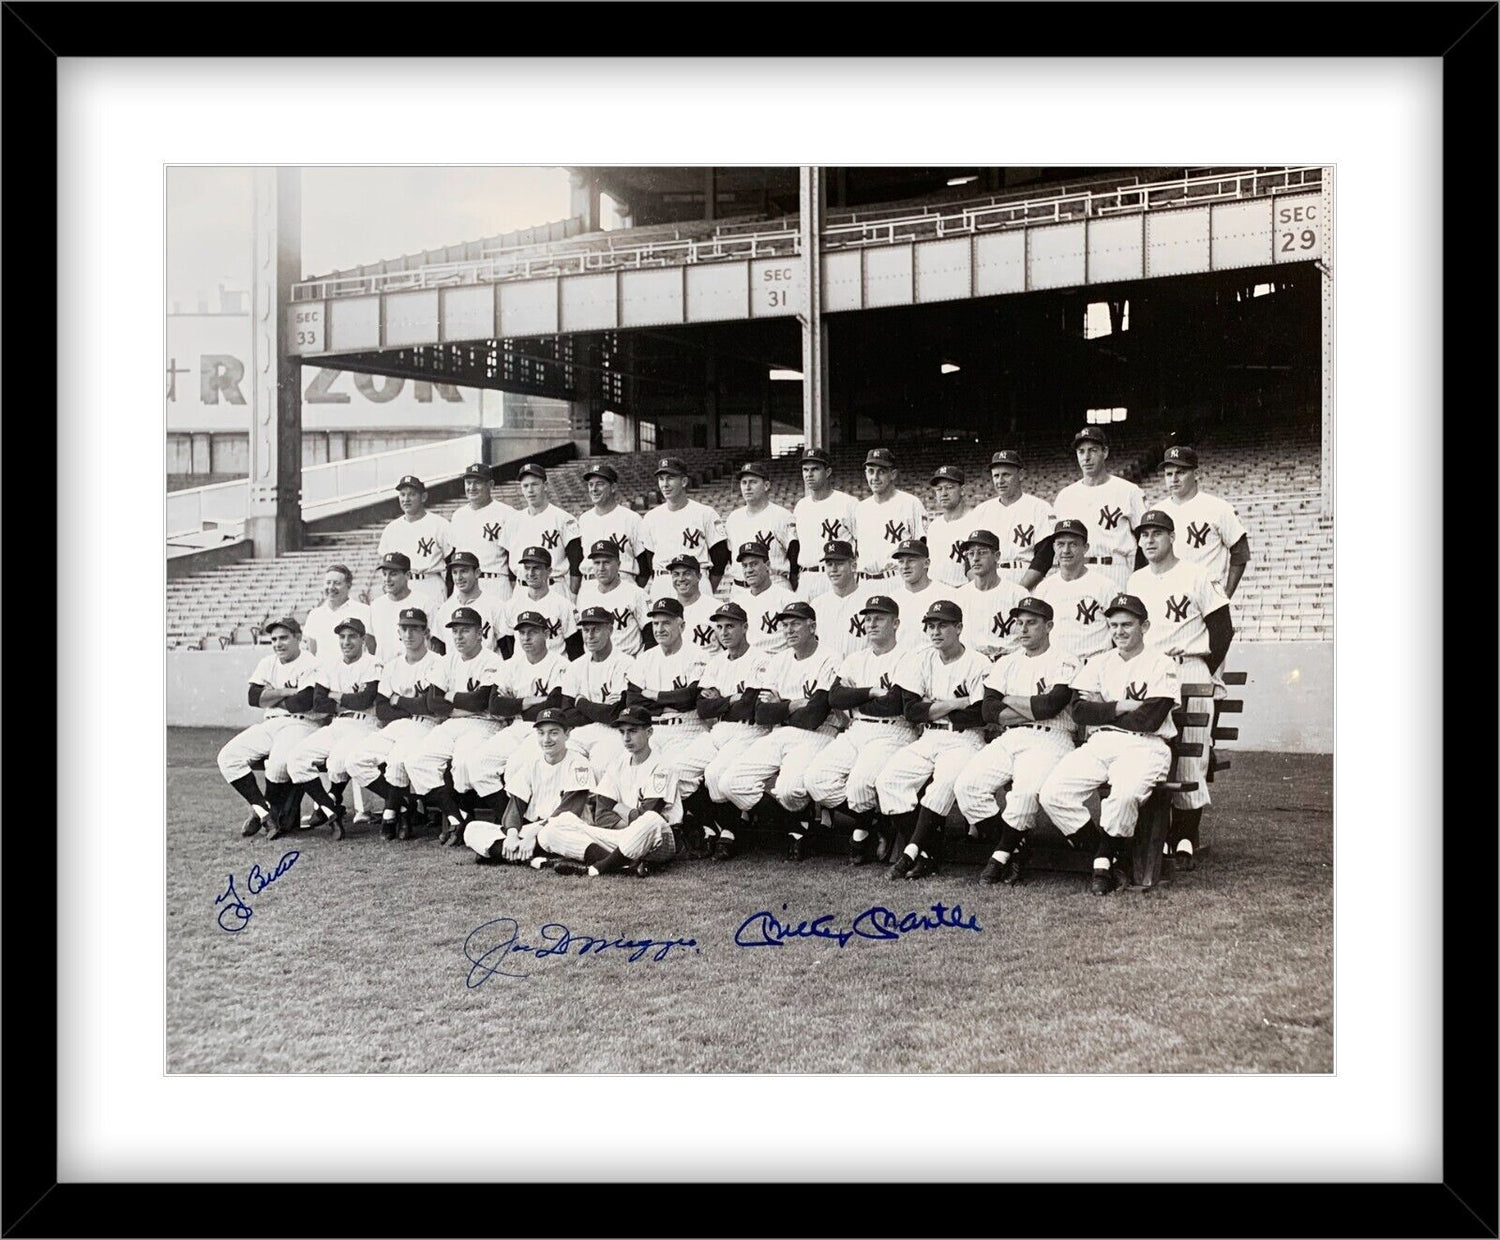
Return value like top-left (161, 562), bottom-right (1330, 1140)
top-left (800, 564), bottom-right (823, 572)
top-left (411, 571), bottom-right (438, 579)
top-left (860, 570), bottom-right (897, 581)
top-left (652, 714), bottom-right (696, 726)
top-left (854, 715), bottom-right (910, 726)
top-left (1009, 722), bottom-right (1062, 733)
top-left (336, 711), bottom-right (369, 720)
top-left (922, 721), bottom-right (960, 732)
top-left (1084, 556), bottom-right (1114, 565)
top-left (480, 571), bottom-right (505, 578)
top-left (1095, 725), bottom-right (1167, 742)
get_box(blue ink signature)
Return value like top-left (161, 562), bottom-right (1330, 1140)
top-left (733, 901), bottom-right (982, 949)
top-left (214, 850), bottom-right (299, 933)
top-left (463, 917), bottom-right (699, 986)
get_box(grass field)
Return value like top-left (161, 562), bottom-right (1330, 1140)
top-left (167, 727), bottom-right (1332, 1074)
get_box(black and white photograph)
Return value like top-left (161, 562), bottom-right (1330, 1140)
top-left (166, 163), bottom-right (1334, 1074)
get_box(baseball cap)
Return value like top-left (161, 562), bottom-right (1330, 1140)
top-left (517, 463), bottom-right (548, 482)
top-left (394, 474), bottom-right (426, 492)
top-left (822, 539), bottom-right (855, 561)
top-left (1052, 518), bottom-right (1089, 542)
top-left (735, 540), bottom-right (770, 562)
top-left (578, 605), bottom-right (614, 626)
top-left (588, 539), bottom-right (621, 560)
top-left (533, 707), bottom-right (571, 728)
top-left (891, 538), bottom-right (929, 559)
top-left (519, 546), bottom-right (552, 567)
top-left (612, 704), bottom-right (654, 729)
top-left (583, 463), bottom-right (619, 483)
top-left (445, 606), bottom-right (482, 628)
top-left (1010, 597), bottom-right (1054, 621)
top-left (710, 601), bottom-right (749, 624)
top-left (738, 462), bottom-right (770, 481)
top-left (859, 595), bottom-right (900, 616)
top-left (865, 447), bottom-right (897, 468)
top-left (922, 599), bottom-right (964, 626)
top-left (654, 457), bottom-right (688, 477)
top-left (930, 465), bottom-right (966, 485)
top-left (960, 528), bottom-right (1000, 552)
top-left (1072, 427), bottom-right (1109, 448)
top-left (397, 607), bottom-right (429, 628)
top-left (449, 550), bottom-right (480, 570)
top-left (1104, 593), bottom-right (1148, 620)
top-left (513, 610), bottom-right (550, 630)
top-left (1136, 509), bottom-right (1175, 534)
top-left (801, 447), bottom-right (832, 467)
top-left (646, 597), bottom-right (685, 620)
top-left (1162, 445), bottom-right (1199, 469)
top-left (665, 553), bottom-right (701, 573)
top-left (461, 462), bottom-right (491, 481)
top-left (990, 449), bottom-right (1024, 468)
top-left (333, 617), bottom-right (367, 638)
top-left (379, 551), bottom-right (412, 573)
top-left (776, 601), bottom-right (817, 623)
top-left (266, 616), bottom-right (302, 637)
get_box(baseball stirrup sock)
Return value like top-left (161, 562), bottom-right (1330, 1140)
top-left (298, 779), bottom-right (337, 811)
top-left (228, 773), bottom-right (269, 810)
top-left (994, 824), bottom-right (1024, 862)
top-left (591, 845), bottom-right (629, 875)
top-left (329, 778), bottom-right (348, 806)
top-left (1172, 807), bottom-right (1202, 851)
top-left (367, 774), bottom-right (394, 802)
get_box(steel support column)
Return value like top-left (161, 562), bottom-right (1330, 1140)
top-left (247, 167), bottom-right (303, 559)
top-left (799, 166), bottom-right (829, 450)
top-left (704, 167), bottom-right (716, 222)
top-left (1319, 168), bottom-right (1333, 519)
top-left (570, 171), bottom-right (601, 232)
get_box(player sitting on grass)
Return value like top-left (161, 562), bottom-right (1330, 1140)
top-left (463, 709), bottom-right (594, 866)
top-left (542, 706), bottom-right (685, 878)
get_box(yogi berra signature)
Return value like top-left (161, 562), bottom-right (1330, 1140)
top-left (213, 850), bottom-right (300, 933)
top-left (463, 917), bottom-right (699, 985)
top-left (733, 901), bottom-right (982, 949)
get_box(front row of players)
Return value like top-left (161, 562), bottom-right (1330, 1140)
top-left (218, 508), bottom-right (1229, 892)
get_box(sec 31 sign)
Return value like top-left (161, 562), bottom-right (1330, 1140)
top-left (1273, 195), bottom-right (1324, 264)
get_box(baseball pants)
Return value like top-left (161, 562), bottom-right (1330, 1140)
top-left (1089, 558), bottom-right (1132, 594)
top-left (1173, 655), bottom-right (1221, 811)
top-left (803, 721), bottom-right (917, 813)
top-left (721, 727), bottom-right (838, 813)
top-left (536, 810), bottom-right (677, 866)
top-left (997, 558), bottom-right (1032, 587)
top-left (877, 727), bottom-right (987, 817)
top-left (464, 816), bottom-right (532, 857)
top-left (954, 725), bottom-right (1075, 831)
top-left (285, 716), bottom-right (378, 784)
top-left (405, 717), bottom-right (504, 796)
top-left (675, 723), bottom-right (766, 801)
top-left (1039, 729), bottom-right (1172, 839)
top-left (465, 720), bottom-right (541, 798)
top-left (796, 567), bottom-right (830, 602)
top-left (407, 573), bottom-right (449, 620)
top-left (218, 716), bottom-right (321, 783)
top-left (345, 718), bottom-right (438, 791)
top-left (479, 571), bottom-right (513, 605)
top-left (567, 722), bottom-right (627, 781)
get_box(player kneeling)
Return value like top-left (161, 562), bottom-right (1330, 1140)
top-left (463, 710), bottom-right (594, 865)
top-left (541, 706), bottom-right (685, 878)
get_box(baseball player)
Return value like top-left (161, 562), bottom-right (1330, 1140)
top-left (627, 599), bottom-right (710, 756)
top-left (641, 457), bottom-right (729, 594)
top-left (1039, 594), bottom-right (1180, 896)
top-left (344, 606), bottom-right (450, 841)
top-left (1156, 444), bottom-right (1251, 596)
top-left (925, 465), bottom-right (979, 588)
top-left (1022, 427), bottom-right (1144, 594)
top-left (575, 539), bottom-right (652, 656)
top-left (504, 463), bottom-right (583, 600)
top-left (369, 551), bottom-right (419, 662)
top-left (578, 463), bottom-right (646, 585)
top-left (1127, 508), bottom-right (1234, 870)
top-left (953, 529), bottom-right (1027, 661)
top-left (675, 602), bottom-right (771, 859)
top-left (463, 708), bottom-right (595, 865)
top-left (371, 475), bottom-right (451, 617)
top-left (792, 446), bottom-right (859, 601)
top-left (719, 601), bottom-right (844, 862)
top-left (666, 553), bottom-right (722, 653)
top-left (403, 607), bottom-right (509, 847)
top-left (303, 564), bottom-right (372, 659)
top-left (559, 606), bottom-right (636, 778)
top-left (460, 611), bottom-right (573, 824)
top-left (953, 597), bottom-right (1079, 886)
top-left (431, 551), bottom-right (507, 654)
top-left (1033, 519), bottom-right (1116, 663)
top-left (804, 594), bottom-right (918, 865)
top-left (218, 616), bottom-right (322, 839)
top-left (854, 447), bottom-right (929, 583)
top-left (887, 540), bottom-right (958, 650)
top-left (971, 449), bottom-right (1056, 584)
top-left (726, 462), bottom-right (798, 589)
top-left (877, 599), bottom-right (991, 881)
top-left (809, 539), bottom-right (869, 661)
top-left (448, 461), bottom-right (514, 606)
top-left (541, 706), bottom-right (685, 878)
top-left (286, 616), bottom-right (383, 839)
top-left (500, 546), bottom-right (581, 659)
top-left (730, 541), bottom-right (797, 653)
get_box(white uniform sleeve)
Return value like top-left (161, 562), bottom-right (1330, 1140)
top-left (1147, 654), bottom-right (1179, 701)
top-left (1073, 655), bottom-right (1104, 697)
top-left (249, 655), bottom-right (274, 688)
top-left (1198, 572), bottom-right (1230, 618)
top-left (777, 508), bottom-right (798, 554)
top-left (562, 509), bottom-right (582, 549)
top-left (596, 762), bottom-right (622, 806)
top-left (507, 753), bottom-right (535, 805)
top-left (377, 523), bottom-right (396, 557)
top-left (705, 504), bottom-right (728, 549)
top-left (1218, 499), bottom-right (1248, 551)
top-left (427, 655), bottom-right (453, 694)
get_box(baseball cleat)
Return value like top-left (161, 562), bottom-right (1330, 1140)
top-left (906, 853), bottom-right (939, 881)
top-left (786, 835), bottom-right (810, 863)
top-left (473, 852), bottom-right (503, 866)
top-left (329, 807), bottom-right (347, 842)
top-left (887, 852), bottom-right (915, 881)
top-left (711, 838), bottom-right (735, 863)
top-left (1173, 844), bottom-right (1198, 872)
top-left (873, 833), bottom-right (892, 864)
top-left (379, 817), bottom-right (397, 841)
top-left (240, 812), bottom-right (264, 838)
top-left (978, 857), bottom-right (1007, 885)
top-left (352, 811), bottom-right (374, 826)
top-left (305, 808), bottom-right (329, 830)
top-left (436, 822), bottom-right (454, 846)
top-left (551, 860), bottom-right (589, 877)
top-left (631, 860), bottom-right (652, 878)
top-left (848, 835), bottom-right (874, 867)
top-left (1089, 867), bottom-right (1120, 897)
top-left (267, 819), bottom-right (291, 841)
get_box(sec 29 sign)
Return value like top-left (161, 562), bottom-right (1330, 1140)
top-left (1273, 195), bottom-right (1324, 264)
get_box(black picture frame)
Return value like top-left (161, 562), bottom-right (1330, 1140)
top-left (6, 4), bottom-right (1494, 1236)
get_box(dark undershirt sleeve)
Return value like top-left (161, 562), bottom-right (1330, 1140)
top-left (1029, 684), bottom-right (1073, 720)
top-left (786, 689), bottom-right (830, 730)
top-left (1205, 606), bottom-right (1234, 674)
top-left (1120, 697), bottom-right (1174, 734)
top-left (900, 687), bottom-right (931, 725)
top-left (1072, 699), bottom-right (1118, 725)
top-left (1027, 535), bottom-right (1056, 576)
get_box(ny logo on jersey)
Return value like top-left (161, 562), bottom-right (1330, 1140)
top-left (546, 618), bottom-right (564, 637)
top-left (820, 518), bottom-right (842, 540)
top-left (482, 522), bottom-right (502, 542)
top-left (481, 622), bottom-right (493, 641)
top-left (878, 672), bottom-right (892, 690)
top-left (954, 683), bottom-right (971, 698)
top-left (1013, 523), bottom-right (1036, 548)
top-left (672, 675), bottom-right (690, 690)
top-left (848, 614), bottom-right (868, 638)
top-left (949, 540), bottom-right (965, 564)
top-left (755, 529), bottom-right (775, 548)
top-left (734, 679), bottom-right (749, 695)
top-left (1076, 599), bottom-right (1101, 625)
top-left (541, 529), bottom-right (561, 549)
top-left (1037, 677), bottom-right (1047, 693)
top-left (531, 678), bottom-right (549, 696)
top-left (760, 614), bottom-right (779, 634)
top-left (884, 519), bottom-right (906, 543)
top-left (416, 537), bottom-right (437, 557)
top-left (611, 607), bottom-right (634, 630)
top-left (693, 624), bottom-right (716, 647)
top-left (1125, 681), bottom-right (1148, 702)
top-left (1186, 521), bottom-right (1212, 549)
top-left (467, 676), bottom-right (484, 692)
top-left (993, 614), bottom-right (1017, 637)
top-left (1098, 505), bottom-right (1124, 530)
top-left (682, 528), bottom-right (705, 548)
top-left (413, 681), bottom-right (430, 695)
top-left (607, 533), bottom-right (629, 554)
top-left (802, 679), bottom-right (819, 698)
top-left (1165, 595), bottom-right (1191, 622)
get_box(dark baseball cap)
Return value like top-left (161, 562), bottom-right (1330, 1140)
top-left (333, 617), bottom-right (367, 638)
top-left (665, 553), bottom-right (701, 572)
top-left (445, 606), bottom-right (482, 628)
top-left (801, 447), bottom-right (832, 467)
top-left (710, 601), bottom-right (749, 624)
top-left (612, 704), bottom-right (654, 728)
top-left (922, 600), bottom-right (964, 625)
top-left (513, 610), bottom-right (550, 630)
top-left (1073, 427), bottom-right (1109, 448)
top-left (961, 529), bottom-right (1000, 552)
top-left (646, 597), bottom-right (685, 620)
top-left (990, 449), bottom-right (1024, 468)
top-left (449, 550), bottom-right (480, 570)
top-left (865, 447), bottom-right (897, 468)
top-left (735, 540), bottom-right (770, 562)
top-left (517, 463), bottom-right (548, 482)
top-left (776, 601), bottom-right (817, 623)
top-left (394, 474), bottom-right (426, 492)
top-left (822, 539), bottom-right (855, 561)
top-left (654, 457), bottom-right (688, 477)
top-left (930, 465), bottom-right (966, 485)
top-left (1010, 597), bottom-right (1054, 621)
top-left (533, 707), bottom-right (571, 728)
top-left (266, 616), bottom-right (302, 637)
top-left (583, 463), bottom-right (619, 483)
top-left (578, 605), bottom-right (614, 626)
top-left (1105, 593), bottom-right (1148, 620)
top-left (379, 551), bottom-right (412, 573)
top-left (859, 595), bottom-right (900, 616)
top-left (892, 539), bottom-right (929, 559)
top-left (397, 607), bottom-right (428, 628)
top-left (1052, 518), bottom-right (1089, 542)
top-left (462, 462), bottom-right (492, 481)
top-left (738, 462), bottom-right (770, 481)
top-left (519, 546), bottom-right (552, 567)
top-left (1136, 509), bottom-right (1175, 534)
top-left (1162, 445), bottom-right (1199, 469)
top-left (588, 540), bottom-right (620, 560)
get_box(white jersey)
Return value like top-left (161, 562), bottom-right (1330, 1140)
top-left (507, 748), bottom-right (597, 823)
top-left (1127, 559), bottom-right (1229, 659)
top-left (579, 506), bottom-right (645, 580)
top-left (1053, 475), bottom-right (1146, 570)
top-left (700, 645), bottom-right (771, 700)
top-left (731, 581), bottom-right (799, 653)
top-left (971, 492), bottom-right (1056, 575)
top-left (793, 491), bottom-right (859, 560)
top-left (812, 586), bottom-right (867, 661)
top-left (726, 503), bottom-right (797, 580)
top-left (368, 590), bottom-right (421, 662)
top-left (633, 641), bottom-right (709, 727)
top-left (378, 511), bottom-right (452, 582)
top-left (677, 593), bottom-right (723, 654)
top-left (1035, 569), bottom-right (1116, 661)
top-left (250, 650), bottom-right (322, 721)
top-left (760, 643), bottom-right (844, 736)
top-left (1156, 490), bottom-right (1248, 590)
top-left (503, 588), bottom-right (579, 655)
top-left (925, 507), bottom-right (982, 588)
top-left (303, 597), bottom-right (370, 659)
top-left (599, 749), bottom-right (684, 826)
top-left (561, 648), bottom-right (637, 708)
top-left (953, 577), bottom-right (1028, 661)
top-left (575, 578), bottom-right (649, 656)
top-left (505, 503), bottom-right (581, 585)
top-left (891, 645), bottom-right (991, 718)
top-left (317, 651), bottom-right (384, 722)
top-left (854, 490), bottom-right (930, 577)
top-left (835, 643), bottom-right (912, 727)
top-left (433, 588), bottom-right (508, 653)
top-left (377, 649), bottom-right (450, 700)
top-left (442, 648), bottom-right (508, 718)
top-left (501, 649), bottom-right (573, 703)
top-left (449, 501), bottom-right (515, 579)
top-left (889, 580), bottom-right (960, 651)
top-left (983, 645), bottom-right (1079, 731)
top-left (1074, 647), bottom-right (1179, 740)
top-left (641, 499), bottom-right (726, 580)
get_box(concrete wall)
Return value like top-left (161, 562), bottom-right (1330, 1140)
top-left (169, 641), bottom-right (1335, 752)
